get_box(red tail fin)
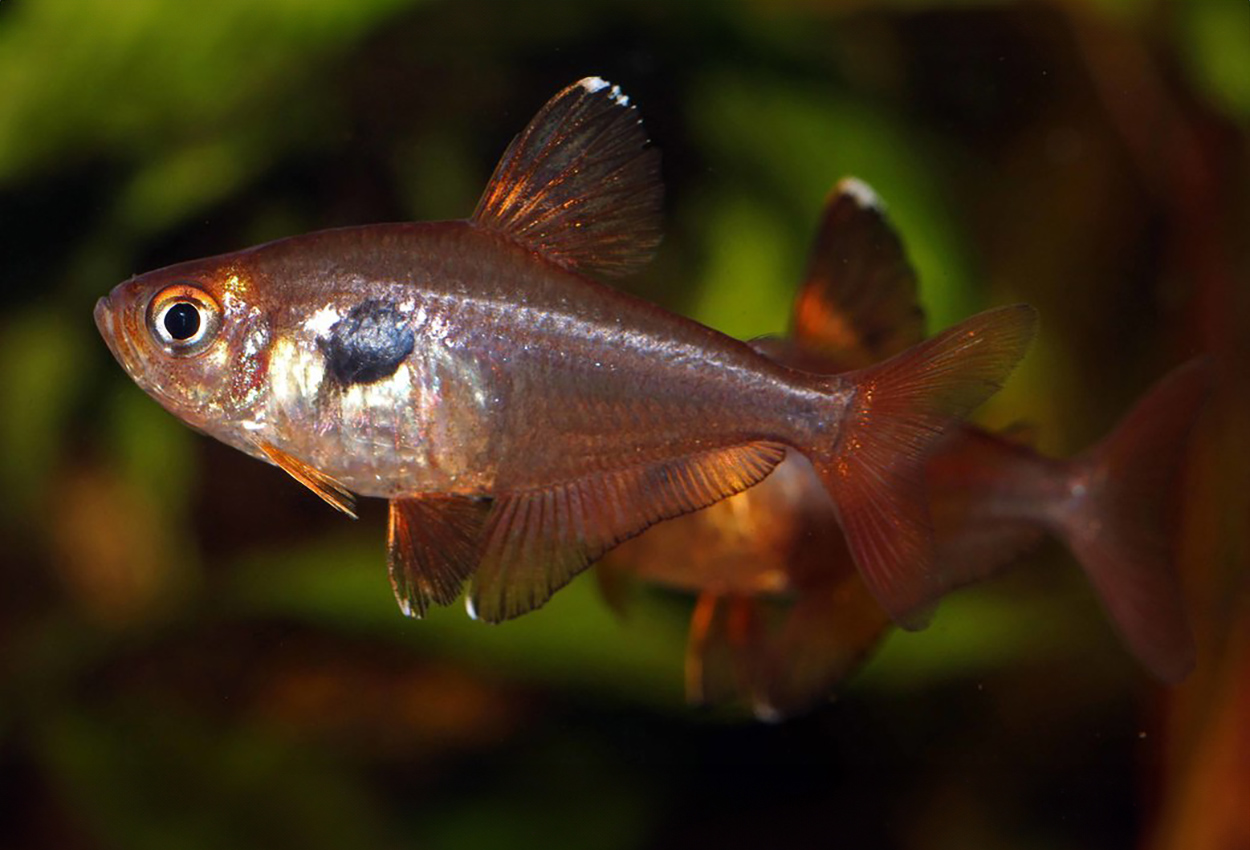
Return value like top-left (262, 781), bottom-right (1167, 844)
top-left (1057, 357), bottom-right (1213, 683)
top-left (809, 305), bottom-right (1038, 627)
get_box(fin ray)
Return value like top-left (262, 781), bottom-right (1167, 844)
top-left (387, 495), bottom-right (490, 617)
top-left (468, 442), bottom-right (787, 622)
top-left (256, 441), bottom-right (357, 518)
top-left (792, 178), bottom-right (926, 369)
top-left (471, 77), bottom-right (663, 279)
top-left (751, 581), bottom-right (891, 720)
top-left (926, 427), bottom-right (1049, 588)
top-left (808, 305), bottom-right (1038, 626)
top-left (1059, 357), bottom-right (1213, 682)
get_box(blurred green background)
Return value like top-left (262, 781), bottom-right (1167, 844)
top-left (1, 0), bottom-right (1247, 847)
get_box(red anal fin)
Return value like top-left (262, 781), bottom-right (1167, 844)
top-left (812, 305), bottom-right (1038, 627)
top-left (467, 442), bottom-right (787, 623)
top-left (752, 580), bottom-right (891, 720)
top-left (682, 582), bottom-right (891, 720)
top-left (470, 77), bottom-right (663, 279)
top-left (792, 178), bottom-right (927, 369)
top-left (388, 495), bottom-right (491, 618)
top-left (256, 441), bottom-right (357, 518)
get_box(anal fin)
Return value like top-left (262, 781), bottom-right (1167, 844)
top-left (468, 442), bottom-right (787, 623)
top-left (257, 441), bottom-right (358, 518)
top-left (752, 580), bottom-right (891, 720)
top-left (388, 495), bottom-right (491, 618)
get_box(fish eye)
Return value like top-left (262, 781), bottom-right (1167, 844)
top-left (146, 283), bottom-right (222, 356)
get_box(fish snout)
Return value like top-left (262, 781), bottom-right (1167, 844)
top-left (93, 294), bottom-right (114, 338)
top-left (94, 292), bottom-right (134, 368)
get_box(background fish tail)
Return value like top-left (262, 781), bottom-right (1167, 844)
top-left (1055, 357), bottom-right (1213, 683)
top-left (806, 305), bottom-right (1037, 626)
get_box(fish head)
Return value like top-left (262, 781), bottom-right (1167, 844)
top-left (95, 256), bottom-right (271, 435)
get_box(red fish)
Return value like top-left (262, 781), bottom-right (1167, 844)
top-left (94, 78), bottom-right (1035, 626)
top-left (607, 178), bottom-right (1208, 717)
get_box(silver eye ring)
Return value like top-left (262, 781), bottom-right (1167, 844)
top-left (146, 283), bottom-right (222, 356)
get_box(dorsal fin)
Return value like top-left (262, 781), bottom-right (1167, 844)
top-left (792, 177), bottom-right (926, 369)
top-left (470, 77), bottom-right (664, 279)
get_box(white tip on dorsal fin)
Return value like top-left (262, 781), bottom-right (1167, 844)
top-left (470, 76), bottom-right (664, 279)
top-left (581, 76), bottom-right (629, 106)
top-left (791, 176), bottom-right (926, 368)
top-left (835, 177), bottom-right (884, 212)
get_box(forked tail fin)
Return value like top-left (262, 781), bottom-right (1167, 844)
top-left (1056, 357), bottom-right (1213, 683)
top-left (808, 305), bottom-right (1038, 627)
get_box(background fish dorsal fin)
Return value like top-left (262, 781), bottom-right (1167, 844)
top-left (470, 77), bottom-right (664, 279)
top-left (792, 177), bottom-right (927, 369)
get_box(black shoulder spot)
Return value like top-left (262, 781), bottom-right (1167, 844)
top-left (318, 300), bottom-right (415, 386)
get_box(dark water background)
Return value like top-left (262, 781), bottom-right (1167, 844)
top-left (1, 0), bottom-right (1247, 847)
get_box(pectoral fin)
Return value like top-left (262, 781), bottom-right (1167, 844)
top-left (388, 495), bottom-right (491, 618)
top-left (256, 441), bottom-right (357, 518)
top-left (467, 442), bottom-right (787, 623)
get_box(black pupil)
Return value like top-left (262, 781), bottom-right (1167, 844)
top-left (164, 302), bottom-right (201, 341)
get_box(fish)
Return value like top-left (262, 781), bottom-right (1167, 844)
top-left (94, 77), bottom-right (1036, 627)
top-left (604, 178), bottom-right (1210, 717)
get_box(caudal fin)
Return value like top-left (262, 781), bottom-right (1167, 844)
top-left (809, 305), bottom-right (1038, 627)
top-left (1057, 357), bottom-right (1213, 683)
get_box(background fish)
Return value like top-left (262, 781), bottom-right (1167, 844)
top-left (94, 79), bottom-right (1037, 626)
top-left (606, 178), bottom-right (1209, 717)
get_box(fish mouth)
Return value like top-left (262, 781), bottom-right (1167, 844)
top-left (93, 289), bottom-right (193, 419)
top-left (93, 295), bottom-right (113, 336)
top-left (94, 294), bottom-right (124, 363)
top-left (94, 292), bottom-right (138, 371)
